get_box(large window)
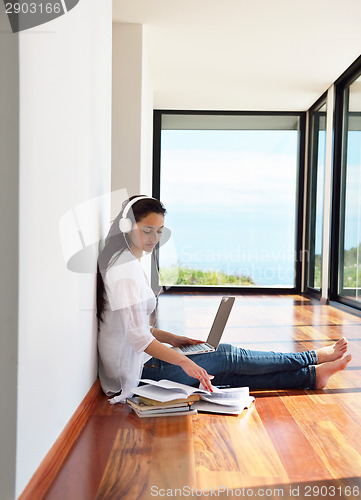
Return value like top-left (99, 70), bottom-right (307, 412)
top-left (337, 74), bottom-right (361, 303)
top-left (307, 100), bottom-right (327, 292)
top-left (154, 112), bottom-right (304, 290)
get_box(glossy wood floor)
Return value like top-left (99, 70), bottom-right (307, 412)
top-left (44, 294), bottom-right (361, 499)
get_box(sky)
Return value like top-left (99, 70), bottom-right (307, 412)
top-left (159, 129), bottom-right (298, 286)
top-left (158, 126), bottom-right (361, 286)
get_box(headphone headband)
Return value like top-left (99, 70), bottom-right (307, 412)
top-left (122, 196), bottom-right (156, 219)
top-left (119, 196), bottom-right (157, 233)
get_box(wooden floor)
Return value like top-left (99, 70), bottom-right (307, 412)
top-left (43, 294), bottom-right (361, 499)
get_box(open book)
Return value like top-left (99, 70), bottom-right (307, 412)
top-left (132, 379), bottom-right (210, 403)
top-left (194, 384), bottom-right (255, 414)
top-left (132, 379), bottom-right (255, 414)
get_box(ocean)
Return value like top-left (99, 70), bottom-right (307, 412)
top-left (159, 210), bottom-right (297, 287)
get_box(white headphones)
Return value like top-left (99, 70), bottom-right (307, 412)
top-left (118, 196), bottom-right (157, 233)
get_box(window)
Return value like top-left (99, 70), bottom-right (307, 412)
top-left (154, 112), bottom-right (305, 290)
top-left (338, 74), bottom-right (361, 303)
top-left (307, 100), bottom-right (327, 292)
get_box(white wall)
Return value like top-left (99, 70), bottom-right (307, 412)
top-left (111, 23), bottom-right (154, 219)
top-left (0, 5), bottom-right (19, 499)
top-left (112, 23), bottom-right (142, 207)
top-left (140, 26), bottom-right (154, 194)
top-left (15, 1), bottom-right (112, 496)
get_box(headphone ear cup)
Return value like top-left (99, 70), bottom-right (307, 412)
top-left (119, 217), bottom-right (133, 233)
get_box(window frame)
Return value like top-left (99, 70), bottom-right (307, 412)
top-left (330, 55), bottom-right (361, 310)
top-left (305, 93), bottom-right (328, 297)
top-left (152, 109), bottom-right (306, 294)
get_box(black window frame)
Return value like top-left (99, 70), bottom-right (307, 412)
top-left (305, 93), bottom-right (328, 298)
top-left (152, 109), bottom-right (306, 295)
top-left (331, 55), bottom-right (361, 311)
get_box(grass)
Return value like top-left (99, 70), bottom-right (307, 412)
top-left (159, 265), bottom-right (255, 287)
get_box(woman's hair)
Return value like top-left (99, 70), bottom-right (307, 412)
top-left (96, 195), bottom-right (166, 322)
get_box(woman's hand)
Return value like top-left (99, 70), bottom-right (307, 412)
top-left (145, 338), bottom-right (214, 392)
top-left (168, 335), bottom-right (204, 348)
top-left (151, 329), bottom-right (204, 347)
top-left (179, 356), bottom-right (214, 392)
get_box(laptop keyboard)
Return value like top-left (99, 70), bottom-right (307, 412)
top-left (179, 343), bottom-right (212, 353)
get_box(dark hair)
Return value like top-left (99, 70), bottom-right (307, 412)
top-left (96, 195), bottom-right (166, 322)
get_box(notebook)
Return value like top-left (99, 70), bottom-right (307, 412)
top-left (171, 296), bottom-right (235, 355)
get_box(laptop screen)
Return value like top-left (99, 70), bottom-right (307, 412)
top-left (207, 296), bottom-right (235, 347)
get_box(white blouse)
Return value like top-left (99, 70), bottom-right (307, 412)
top-left (98, 249), bottom-right (156, 403)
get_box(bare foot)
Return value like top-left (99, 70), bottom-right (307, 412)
top-left (315, 354), bottom-right (352, 389)
top-left (315, 337), bottom-right (348, 364)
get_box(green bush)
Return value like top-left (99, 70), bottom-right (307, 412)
top-left (159, 265), bottom-right (255, 287)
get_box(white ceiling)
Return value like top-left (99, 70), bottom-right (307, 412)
top-left (112, 0), bottom-right (361, 111)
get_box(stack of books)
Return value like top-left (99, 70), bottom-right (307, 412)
top-left (127, 379), bottom-right (255, 418)
top-left (127, 379), bottom-right (208, 418)
top-left (126, 395), bottom-right (199, 418)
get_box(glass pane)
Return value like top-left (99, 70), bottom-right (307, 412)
top-left (158, 114), bottom-right (300, 288)
top-left (339, 75), bottom-right (361, 301)
top-left (307, 102), bottom-right (326, 290)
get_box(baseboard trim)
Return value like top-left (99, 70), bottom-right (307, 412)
top-left (18, 379), bottom-right (102, 500)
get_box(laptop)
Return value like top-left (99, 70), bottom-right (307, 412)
top-left (172, 296), bottom-right (235, 355)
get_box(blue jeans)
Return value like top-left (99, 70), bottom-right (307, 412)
top-left (142, 343), bottom-right (317, 390)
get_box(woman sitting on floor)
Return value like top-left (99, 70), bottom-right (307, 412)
top-left (96, 195), bottom-right (351, 403)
